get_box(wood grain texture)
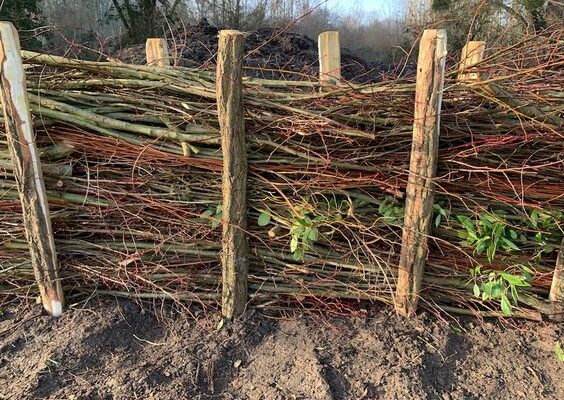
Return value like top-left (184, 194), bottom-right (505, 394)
top-left (549, 240), bottom-right (563, 321)
top-left (216, 30), bottom-right (248, 319)
top-left (458, 41), bottom-right (485, 82)
top-left (0, 22), bottom-right (64, 316)
top-left (318, 31), bottom-right (341, 85)
top-left (145, 38), bottom-right (170, 67)
top-left (395, 29), bottom-right (447, 317)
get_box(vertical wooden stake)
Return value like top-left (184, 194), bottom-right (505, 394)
top-left (216, 30), bottom-right (248, 319)
top-left (318, 31), bottom-right (341, 86)
top-left (395, 29), bottom-right (447, 317)
top-left (458, 41), bottom-right (485, 82)
top-left (145, 38), bottom-right (170, 67)
top-left (0, 22), bottom-right (64, 316)
top-left (549, 240), bottom-right (563, 321)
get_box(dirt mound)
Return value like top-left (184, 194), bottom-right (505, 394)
top-left (0, 299), bottom-right (562, 399)
top-left (113, 19), bottom-right (390, 82)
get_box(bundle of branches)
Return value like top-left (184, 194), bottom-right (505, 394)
top-left (1, 28), bottom-right (562, 319)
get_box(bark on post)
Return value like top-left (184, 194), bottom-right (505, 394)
top-left (458, 41), bottom-right (485, 82)
top-left (145, 38), bottom-right (170, 67)
top-left (318, 31), bottom-right (341, 86)
top-left (549, 240), bottom-right (563, 321)
top-left (395, 29), bottom-right (447, 317)
top-left (0, 22), bottom-right (64, 316)
top-left (216, 30), bottom-right (248, 319)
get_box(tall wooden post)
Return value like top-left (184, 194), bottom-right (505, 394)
top-left (318, 31), bottom-right (341, 86)
top-left (145, 38), bottom-right (170, 67)
top-left (549, 240), bottom-right (563, 322)
top-left (0, 22), bottom-right (64, 316)
top-left (458, 41), bottom-right (485, 82)
top-left (395, 29), bottom-right (447, 317)
top-left (216, 30), bottom-right (248, 319)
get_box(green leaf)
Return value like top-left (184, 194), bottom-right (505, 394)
top-left (456, 215), bottom-right (470, 224)
top-left (520, 264), bottom-right (534, 275)
top-left (473, 283), bottom-right (480, 297)
top-left (211, 218), bottom-right (221, 228)
top-left (290, 235), bottom-right (299, 253)
top-left (435, 214), bottom-right (442, 227)
top-left (530, 210), bottom-right (538, 228)
top-left (216, 203), bottom-right (222, 214)
top-left (501, 273), bottom-right (530, 287)
top-left (308, 228), bottom-right (318, 241)
top-left (292, 226), bottom-right (305, 237)
top-left (500, 295), bottom-right (512, 316)
top-left (313, 216), bottom-right (326, 223)
top-left (486, 241), bottom-right (497, 262)
top-left (499, 237), bottom-right (519, 251)
top-left (202, 209), bottom-right (214, 217)
top-left (482, 214), bottom-right (498, 224)
top-left (510, 284), bottom-right (519, 303)
top-left (257, 212), bottom-right (271, 227)
top-left (293, 246), bottom-right (304, 261)
top-left (491, 281), bottom-right (503, 299)
top-left (458, 230), bottom-right (469, 239)
top-left (509, 230), bottom-right (518, 240)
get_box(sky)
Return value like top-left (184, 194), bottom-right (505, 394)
top-left (331, 0), bottom-right (406, 19)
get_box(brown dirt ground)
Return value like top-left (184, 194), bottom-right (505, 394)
top-left (0, 298), bottom-right (562, 400)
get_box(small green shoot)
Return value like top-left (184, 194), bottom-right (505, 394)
top-left (457, 212), bottom-right (520, 262)
top-left (378, 196), bottom-right (404, 226)
top-left (201, 203), bottom-right (222, 228)
top-left (433, 203), bottom-right (450, 227)
top-left (470, 264), bottom-right (533, 316)
top-left (289, 213), bottom-right (325, 261)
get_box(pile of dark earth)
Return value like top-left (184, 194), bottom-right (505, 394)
top-left (113, 19), bottom-right (401, 82)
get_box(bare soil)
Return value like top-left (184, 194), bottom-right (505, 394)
top-left (0, 299), bottom-right (562, 400)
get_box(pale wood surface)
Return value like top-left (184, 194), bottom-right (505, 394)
top-left (549, 240), bottom-right (563, 321)
top-left (146, 38), bottom-right (170, 67)
top-left (0, 22), bottom-right (64, 316)
top-left (318, 31), bottom-right (341, 85)
top-left (395, 29), bottom-right (447, 317)
top-left (216, 30), bottom-right (248, 319)
top-left (458, 41), bottom-right (485, 82)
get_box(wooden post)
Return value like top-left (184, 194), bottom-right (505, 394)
top-left (145, 38), bottom-right (170, 67)
top-left (216, 30), bottom-right (248, 319)
top-left (549, 240), bottom-right (563, 321)
top-left (458, 41), bottom-right (485, 82)
top-left (0, 22), bottom-right (64, 316)
top-left (395, 29), bottom-right (447, 317)
top-left (318, 31), bottom-right (341, 86)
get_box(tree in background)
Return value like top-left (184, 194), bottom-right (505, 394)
top-left (408, 0), bottom-right (562, 56)
top-left (109, 0), bottom-right (183, 44)
top-left (0, 0), bottom-right (45, 49)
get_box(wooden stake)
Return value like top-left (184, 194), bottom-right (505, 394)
top-left (318, 31), bottom-right (341, 86)
top-left (216, 30), bottom-right (248, 319)
top-left (145, 38), bottom-right (170, 67)
top-left (458, 41), bottom-right (485, 82)
top-left (549, 240), bottom-right (563, 321)
top-left (395, 29), bottom-right (447, 317)
top-left (0, 22), bottom-right (64, 316)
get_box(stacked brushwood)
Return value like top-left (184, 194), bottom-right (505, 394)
top-left (0, 29), bottom-right (562, 319)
